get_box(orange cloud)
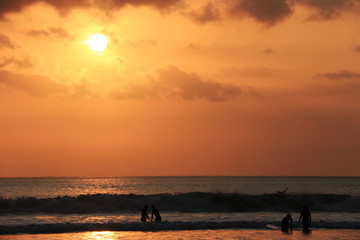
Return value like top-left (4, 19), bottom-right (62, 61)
top-left (0, 0), bottom-right (183, 19)
top-left (26, 27), bottom-right (72, 40)
top-left (188, 3), bottom-right (221, 24)
top-left (319, 70), bottom-right (360, 80)
top-left (229, 0), bottom-right (293, 26)
top-left (111, 66), bottom-right (242, 101)
top-left (0, 57), bottom-right (33, 69)
top-left (0, 71), bottom-right (67, 96)
top-left (0, 34), bottom-right (15, 49)
top-left (295, 0), bottom-right (356, 20)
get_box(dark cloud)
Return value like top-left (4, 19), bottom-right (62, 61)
top-left (0, 57), bottom-right (33, 69)
top-left (109, 0), bottom-right (183, 10)
top-left (354, 45), bottom-right (360, 53)
top-left (263, 48), bottom-right (275, 54)
top-left (188, 43), bottom-right (202, 50)
top-left (26, 27), bottom-right (72, 39)
top-left (0, 0), bottom-right (90, 19)
top-left (295, 0), bottom-right (355, 20)
top-left (319, 70), bottom-right (360, 80)
top-left (0, 0), bottom-right (182, 19)
top-left (0, 70), bottom-right (67, 96)
top-left (229, 0), bottom-right (293, 26)
top-left (0, 34), bottom-right (15, 49)
top-left (111, 66), bottom-right (242, 101)
top-left (189, 3), bottom-right (221, 24)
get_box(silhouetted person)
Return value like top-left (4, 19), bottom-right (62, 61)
top-left (277, 187), bottom-right (288, 194)
top-left (281, 213), bottom-right (293, 233)
top-left (151, 205), bottom-right (162, 222)
top-left (141, 205), bottom-right (150, 222)
top-left (299, 205), bottom-right (311, 230)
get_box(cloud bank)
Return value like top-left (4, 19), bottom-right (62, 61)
top-left (112, 66), bottom-right (242, 101)
top-left (0, 71), bottom-right (67, 96)
top-left (0, 34), bottom-right (15, 49)
top-left (0, 0), bottom-right (182, 19)
top-left (320, 70), bottom-right (360, 80)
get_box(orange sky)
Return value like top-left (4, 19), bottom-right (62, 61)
top-left (0, 0), bottom-right (359, 177)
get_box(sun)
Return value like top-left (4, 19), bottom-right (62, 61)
top-left (87, 33), bottom-right (108, 52)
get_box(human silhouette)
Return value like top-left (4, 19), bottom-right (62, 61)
top-left (141, 205), bottom-right (150, 222)
top-left (299, 205), bottom-right (311, 230)
top-left (150, 205), bottom-right (162, 222)
top-left (281, 213), bottom-right (292, 233)
top-left (277, 188), bottom-right (288, 194)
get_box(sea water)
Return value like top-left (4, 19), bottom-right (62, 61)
top-left (0, 177), bottom-right (359, 238)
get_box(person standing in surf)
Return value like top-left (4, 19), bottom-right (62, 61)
top-left (299, 205), bottom-right (311, 230)
top-left (141, 205), bottom-right (150, 222)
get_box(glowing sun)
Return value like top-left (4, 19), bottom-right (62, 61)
top-left (87, 33), bottom-right (108, 52)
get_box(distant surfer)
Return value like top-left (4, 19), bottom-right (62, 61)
top-left (277, 187), bottom-right (288, 194)
top-left (141, 205), bottom-right (150, 222)
top-left (281, 213), bottom-right (293, 233)
top-left (151, 205), bottom-right (162, 222)
top-left (299, 205), bottom-right (311, 230)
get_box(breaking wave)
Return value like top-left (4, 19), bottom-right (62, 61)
top-left (0, 192), bottom-right (359, 214)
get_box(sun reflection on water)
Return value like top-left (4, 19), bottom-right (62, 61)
top-left (84, 231), bottom-right (123, 240)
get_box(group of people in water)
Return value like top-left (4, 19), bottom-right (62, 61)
top-left (281, 205), bottom-right (312, 233)
top-left (141, 205), bottom-right (162, 222)
top-left (141, 203), bottom-right (312, 233)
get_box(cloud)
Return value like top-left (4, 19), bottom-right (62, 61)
top-left (0, 34), bottom-right (15, 49)
top-left (295, 0), bottom-right (355, 20)
top-left (319, 70), bottom-right (360, 80)
top-left (188, 3), bottom-right (221, 24)
top-left (0, 0), bottom-right (90, 19)
top-left (229, 0), bottom-right (293, 26)
top-left (0, 0), bottom-right (183, 19)
top-left (109, 0), bottom-right (183, 10)
top-left (26, 27), bottom-right (72, 39)
top-left (0, 70), bottom-right (67, 96)
top-left (111, 66), bottom-right (242, 101)
top-left (263, 48), bottom-right (275, 54)
top-left (0, 57), bottom-right (33, 69)
top-left (354, 45), bottom-right (360, 53)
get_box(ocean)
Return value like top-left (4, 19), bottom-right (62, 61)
top-left (0, 176), bottom-right (359, 239)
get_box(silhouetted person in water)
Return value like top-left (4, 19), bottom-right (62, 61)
top-left (281, 213), bottom-right (293, 233)
top-left (151, 205), bottom-right (162, 222)
top-left (277, 187), bottom-right (288, 194)
top-left (299, 205), bottom-right (311, 230)
top-left (141, 205), bottom-right (150, 222)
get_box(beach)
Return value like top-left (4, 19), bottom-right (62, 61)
top-left (0, 177), bottom-right (359, 239)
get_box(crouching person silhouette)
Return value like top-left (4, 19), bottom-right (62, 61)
top-left (281, 213), bottom-right (293, 233)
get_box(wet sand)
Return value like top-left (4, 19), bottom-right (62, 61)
top-left (0, 229), bottom-right (359, 240)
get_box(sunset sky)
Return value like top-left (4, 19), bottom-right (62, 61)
top-left (0, 0), bottom-right (359, 177)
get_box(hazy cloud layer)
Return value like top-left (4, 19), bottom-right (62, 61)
top-left (295, 0), bottom-right (355, 20)
top-left (0, 34), bottom-right (15, 49)
top-left (0, 0), bottom-right (182, 19)
top-left (26, 27), bottom-right (72, 39)
top-left (0, 57), bottom-right (33, 69)
top-left (229, 0), bottom-right (293, 26)
top-left (112, 66), bottom-right (242, 101)
top-left (1, 0), bottom-right (358, 26)
top-left (189, 3), bottom-right (221, 24)
top-left (0, 71), bottom-right (67, 96)
top-left (319, 70), bottom-right (360, 80)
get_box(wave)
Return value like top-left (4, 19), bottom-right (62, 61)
top-left (0, 192), bottom-right (359, 214)
top-left (1, 221), bottom-right (360, 234)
